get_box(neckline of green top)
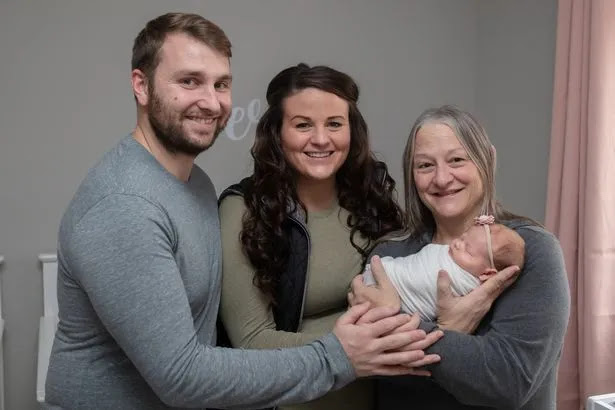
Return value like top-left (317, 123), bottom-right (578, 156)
top-left (308, 200), bottom-right (341, 219)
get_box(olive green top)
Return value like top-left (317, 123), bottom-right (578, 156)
top-left (219, 195), bottom-right (374, 410)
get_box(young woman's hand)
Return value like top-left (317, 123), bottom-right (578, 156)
top-left (348, 256), bottom-right (401, 312)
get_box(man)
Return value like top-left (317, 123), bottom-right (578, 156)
top-left (44, 13), bottom-right (441, 409)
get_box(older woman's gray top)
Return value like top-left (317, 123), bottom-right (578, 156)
top-left (371, 220), bottom-right (570, 410)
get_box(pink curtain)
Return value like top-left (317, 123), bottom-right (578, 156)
top-left (546, 0), bottom-right (615, 409)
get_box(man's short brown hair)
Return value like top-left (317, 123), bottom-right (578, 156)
top-left (131, 12), bottom-right (232, 83)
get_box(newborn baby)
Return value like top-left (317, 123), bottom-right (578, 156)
top-left (363, 217), bottom-right (525, 320)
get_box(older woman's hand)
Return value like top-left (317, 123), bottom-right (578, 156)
top-left (348, 256), bottom-right (401, 312)
top-left (436, 265), bottom-right (521, 333)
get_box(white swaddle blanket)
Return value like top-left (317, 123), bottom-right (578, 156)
top-left (363, 244), bottom-right (480, 320)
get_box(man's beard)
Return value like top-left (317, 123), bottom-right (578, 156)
top-left (148, 88), bottom-right (225, 156)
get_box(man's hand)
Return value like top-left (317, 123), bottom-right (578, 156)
top-left (388, 314), bottom-right (444, 375)
top-left (436, 265), bottom-right (520, 333)
top-left (348, 256), bottom-right (401, 311)
top-left (333, 303), bottom-right (441, 377)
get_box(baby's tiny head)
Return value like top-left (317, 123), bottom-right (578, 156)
top-left (449, 223), bottom-right (525, 280)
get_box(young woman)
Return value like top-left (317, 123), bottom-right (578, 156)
top-left (219, 64), bottom-right (442, 410)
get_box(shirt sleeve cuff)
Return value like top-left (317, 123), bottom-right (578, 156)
top-left (419, 320), bottom-right (439, 333)
top-left (319, 332), bottom-right (356, 390)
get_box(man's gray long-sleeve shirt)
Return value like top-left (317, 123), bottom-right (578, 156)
top-left (45, 136), bottom-right (355, 409)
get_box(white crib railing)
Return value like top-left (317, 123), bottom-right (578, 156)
top-left (587, 393), bottom-right (615, 409)
top-left (37, 253), bottom-right (58, 404)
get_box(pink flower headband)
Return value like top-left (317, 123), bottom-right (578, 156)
top-left (474, 215), bottom-right (495, 225)
top-left (474, 214), bottom-right (495, 269)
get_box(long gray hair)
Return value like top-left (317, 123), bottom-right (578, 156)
top-left (399, 105), bottom-right (534, 238)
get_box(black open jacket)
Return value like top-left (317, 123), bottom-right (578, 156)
top-left (217, 161), bottom-right (389, 339)
top-left (218, 177), bottom-right (311, 334)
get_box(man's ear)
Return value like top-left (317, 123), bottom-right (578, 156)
top-left (479, 268), bottom-right (498, 282)
top-left (131, 69), bottom-right (149, 106)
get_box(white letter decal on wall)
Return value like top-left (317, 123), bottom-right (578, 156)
top-left (223, 99), bottom-right (262, 141)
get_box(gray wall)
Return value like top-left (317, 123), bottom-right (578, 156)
top-left (476, 0), bottom-right (557, 222)
top-left (0, 1), bottom-right (555, 408)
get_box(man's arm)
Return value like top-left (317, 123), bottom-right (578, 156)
top-left (66, 195), bottom-right (430, 408)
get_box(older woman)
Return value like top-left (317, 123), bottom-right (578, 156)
top-left (351, 105), bottom-right (570, 410)
top-left (218, 64), bottom-right (443, 410)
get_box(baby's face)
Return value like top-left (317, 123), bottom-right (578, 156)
top-left (448, 226), bottom-right (491, 277)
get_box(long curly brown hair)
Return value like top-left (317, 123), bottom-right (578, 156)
top-left (240, 64), bottom-right (405, 303)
